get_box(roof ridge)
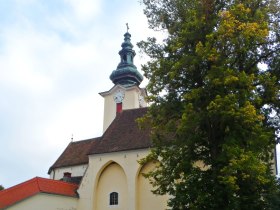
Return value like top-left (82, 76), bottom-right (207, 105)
top-left (36, 177), bottom-right (41, 192)
top-left (71, 137), bottom-right (101, 143)
top-left (0, 177), bottom-right (37, 195)
top-left (0, 177), bottom-right (79, 195)
top-left (0, 177), bottom-right (79, 209)
top-left (122, 107), bottom-right (148, 112)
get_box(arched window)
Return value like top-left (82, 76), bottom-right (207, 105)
top-left (109, 192), bottom-right (118, 205)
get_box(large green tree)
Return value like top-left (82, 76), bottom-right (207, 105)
top-left (138, 0), bottom-right (280, 209)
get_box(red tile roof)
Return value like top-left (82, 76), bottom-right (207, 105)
top-left (0, 177), bottom-right (78, 209)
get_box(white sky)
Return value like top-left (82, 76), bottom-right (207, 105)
top-left (0, 0), bottom-right (166, 188)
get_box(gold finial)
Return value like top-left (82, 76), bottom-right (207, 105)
top-left (126, 23), bottom-right (129, 33)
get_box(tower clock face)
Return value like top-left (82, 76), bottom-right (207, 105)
top-left (113, 89), bottom-right (125, 103)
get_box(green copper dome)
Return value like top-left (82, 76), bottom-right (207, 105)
top-left (110, 32), bottom-right (143, 87)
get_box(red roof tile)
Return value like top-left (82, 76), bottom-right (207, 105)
top-left (0, 177), bottom-right (78, 209)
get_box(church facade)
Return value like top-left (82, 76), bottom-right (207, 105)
top-left (0, 31), bottom-right (168, 210)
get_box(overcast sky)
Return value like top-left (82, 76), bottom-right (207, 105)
top-left (0, 0), bottom-right (166, 188)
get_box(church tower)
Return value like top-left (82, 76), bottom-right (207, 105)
top-left (99, 30), bottom-right (147, 132)
top-left (1, 29), bottom-right (168, 210)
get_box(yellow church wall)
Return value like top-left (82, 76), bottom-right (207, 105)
top-left (102, 91), bottom-right (116, 133)
top-left (101, 85), bottom-right (146, 133)
top-left (122, 87), bottom-right (141, 110)
top-left (137, 161), bottom-right (168, 210)
top-left (76, 148), bottom-right (167, 210)
top-left (6, 193), bottom-right (78, 210)
top-left (96, 163), bottom-right (128, 210)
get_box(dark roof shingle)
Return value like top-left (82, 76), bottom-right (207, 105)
top-left (48, 108), bottom-right (150, 172)
top-left (90, 108), bottom-right (151, 154)
top-left (48, 138), bottom-right (100, 173)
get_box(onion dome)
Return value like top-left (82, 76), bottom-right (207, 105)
top-left (110, 32), bottom-right (143, 87)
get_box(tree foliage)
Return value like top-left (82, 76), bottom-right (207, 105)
top-left (0, 185), bottom-right (4, 191)
top-left (138, 0), bottom-right (280, 209)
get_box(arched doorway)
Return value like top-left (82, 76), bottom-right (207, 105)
top-left (96, 162), bottom-right (128, 210)
top-left (137, 161), bottom-right (168, 210)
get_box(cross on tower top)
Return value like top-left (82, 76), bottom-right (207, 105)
top-left (126, 23), bottom-right (129, 33)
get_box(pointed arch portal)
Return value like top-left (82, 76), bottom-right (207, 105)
top-left (96, 162), bottom-right (128, 210)
top-left (137, 161), bottom-right (168, 210)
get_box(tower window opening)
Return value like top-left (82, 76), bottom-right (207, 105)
top-left (123, 55), bottom-right (127, 62)
top-left (109, 192), bottom-right (118, 205)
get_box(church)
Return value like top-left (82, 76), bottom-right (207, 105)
top-left (0, 31), bottom-right (168, 210)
